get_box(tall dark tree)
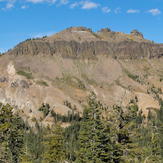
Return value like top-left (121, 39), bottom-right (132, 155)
top-left (0, 103), bottom-right (24, 163)
top-left (77, 93), bottom-right (115, 163)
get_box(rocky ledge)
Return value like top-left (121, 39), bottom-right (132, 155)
top-left (6, 27), bottom-right (163, 59)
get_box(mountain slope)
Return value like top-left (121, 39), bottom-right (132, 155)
top-left (0, 27), bottom-right (163, 126)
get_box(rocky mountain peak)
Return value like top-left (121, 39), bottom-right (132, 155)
top-left (64, 26), bottom-right (93, 33)
top-left (46, 26), bottom-right (98, 42)
top-left (5, 26), bottom-right (163, 59)
top-left (130, 29), bottom-right (144, 39)
top-left (98, 28), bottom-right (112, 33)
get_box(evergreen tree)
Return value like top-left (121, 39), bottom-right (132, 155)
top-left (64, 122), bottom-right (80, 162)
top-left (0, 103), bottom-right (24, 163)
top-left (42, 124), bottom-right (66, 163)
top-left (20, 122), bottom-right (44, 163)
top-left (113, 103), bottom-right (145, 162)
top-left (77, 93), bottom-right (115, 163)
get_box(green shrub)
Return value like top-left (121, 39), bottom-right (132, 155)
top-left (55, 74), bottom-right (86, 90)
top-left (38, 103), bottom-right (50, 117)
top-left (128, 73), bottom-right (140, 81)
top-left (36, 80), bottom-right (48, 87)
top-left (125, 70), bottom-right (141, 83)
top-left (17, 70), bottom-right (33, 79)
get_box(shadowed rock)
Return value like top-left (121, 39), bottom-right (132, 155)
top-left (0, 77), bottom-right (8, 83)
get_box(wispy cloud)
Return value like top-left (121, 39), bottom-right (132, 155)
top-left (148, 8), bottom-right (161, 16)
top-left (21, 5), bottom-right (28, 9)
top-left (26, 0), bottom-right (56, 4)
top-left (0, 0), bottom-right (162, 17)
top-left (6, 2), bottom-right (14, 9)
top-left (70, 2), bottom-right (78, 9)
top-left (70, 1), bottom-right (99, 10)
top-left (127, 9), bottom-right (140, 14)
top-left (0, 0), bottom-right (15, 10)
top-left (30, 31), bottom-right (55, 38)
top-left (102, 7), bottom-right (111, 13)
top-left (81, 1), bottom-right (99, 9)
top-left (60, 0), bottom-right (68, 5)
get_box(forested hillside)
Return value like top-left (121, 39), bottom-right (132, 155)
top-left (0, 92), bottom-right (163, 163)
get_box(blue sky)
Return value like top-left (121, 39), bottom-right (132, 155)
top-left (0, 0), bottom-right (163, 53)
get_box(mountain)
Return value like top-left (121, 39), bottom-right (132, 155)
top-left (0, 27), bottom-right (163, 126)
top-left (6, 27), bottom-right (163, 59)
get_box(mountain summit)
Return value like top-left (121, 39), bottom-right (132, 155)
top-left (6, 27), bottom-right (163, 59)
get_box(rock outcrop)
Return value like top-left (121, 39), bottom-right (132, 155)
top-left (6, 27), bottom-right (163, 59)
top-left (130, 29), bottom-right (144, 39)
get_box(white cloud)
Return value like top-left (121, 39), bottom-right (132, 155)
top-left (26, 0), bottom-right (56, 4)
top-left (127, 9), bottom-right (140, 14)
top-left (6, 2), bottom-right (14, 9)
top-left (1, 0), bottom-right (15, 10)
top-left (21, 5), bottom-right (28, 9)
top-left (70, 1), bottom-right (99, 10)
top-left (70, 2), bottom-right (78, 8)
top-left (81, 1), bottom-right (99, 10)
top-left (102, 7), bottom-right (111, 13)
top-left (148, 8), bottom-right (161, 16)
top-left (30, 31), bottom-right (55, 38)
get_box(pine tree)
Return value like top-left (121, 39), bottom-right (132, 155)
top-left (20, 130), bottom-right (33, 163)
top-left (77, 93), bottom-right (115, 163)
top-left (42, 124), bottom-right (66, 163)
top-left (20, 122), bottom-right (44, 163)
top-left (0, 103), bottom-right (24, 163)
top-left (64, 122), bottom-right (80, 162)
top-left (158, 99), bottom-right (163, 158)
top-left (112, 103), bottom-right (146, 162)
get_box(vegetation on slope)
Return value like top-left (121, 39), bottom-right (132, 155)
top-left (0, 93), bottom-right (163, 163)
top-left (17, 71), bottom-right (33, 80)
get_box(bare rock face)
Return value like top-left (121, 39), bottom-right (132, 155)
top-left (11, 80), bottom-right (29, 88)
top-left (6, 27), bottom-right (163, 59)
top-left (0, 77), bottom-right (8, 83)
top-left (7, 39), bottom-right (163, 59)
top-left (65, 26), bottom-right (93, 32)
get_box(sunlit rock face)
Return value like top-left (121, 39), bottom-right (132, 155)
top-left (6, 27), bottom-right (163, 59)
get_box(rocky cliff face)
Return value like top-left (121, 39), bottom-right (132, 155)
top-left (6, 27), bottom-right (163, 59)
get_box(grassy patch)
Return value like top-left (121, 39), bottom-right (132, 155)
top-left (128, 73), bottom-right (140, 82)
top-left (81, 74), bottom-right (97, 86)
top-left (17, 70), bottom-right (33, 79)
top-left (36, 80), bottom-right (49, 87)
top-left (55, 74), bottom-right (86, 90)
top-left (124, 70), bottom-right (141, 83)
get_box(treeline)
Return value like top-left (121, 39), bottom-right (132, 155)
top-left (0, 93), bottom-right (163, 163)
